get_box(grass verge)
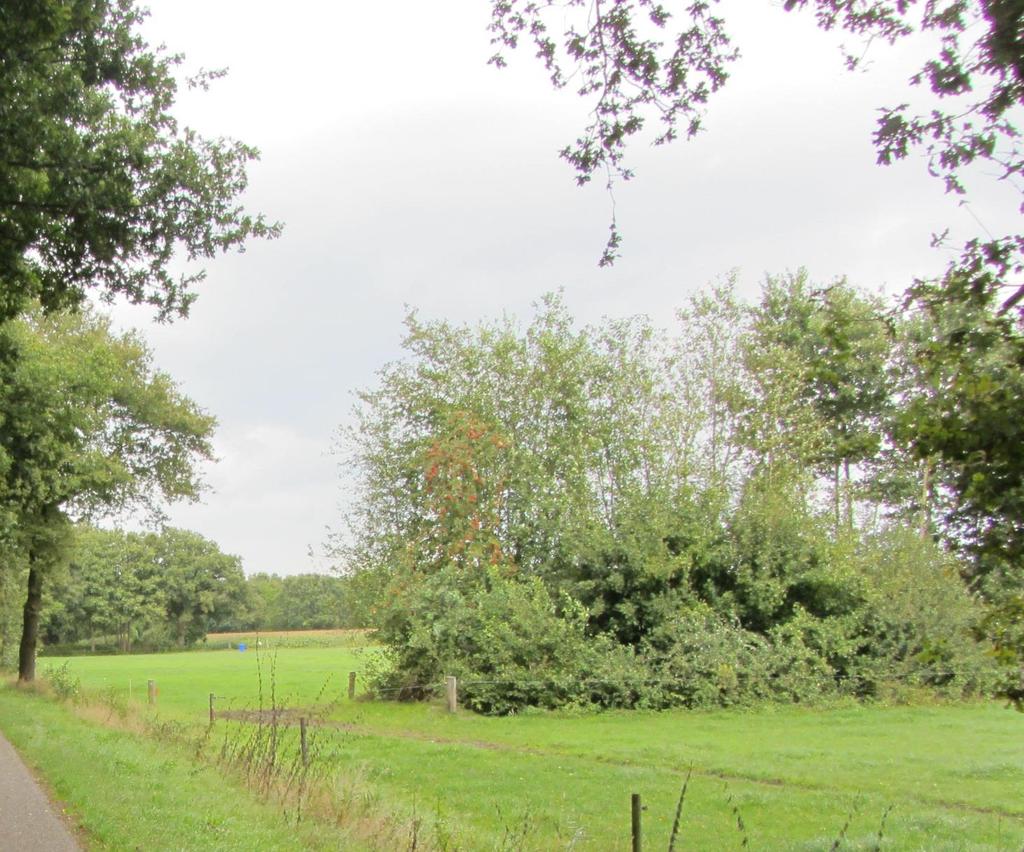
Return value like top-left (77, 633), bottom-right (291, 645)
top-left (0, 682), bottom-right (366, 851)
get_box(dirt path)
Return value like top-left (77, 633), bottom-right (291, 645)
top-left (0, 732), bottom-right (79, 851)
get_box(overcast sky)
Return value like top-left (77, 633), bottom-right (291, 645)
top-left (108, 0), bottom-right (1019, 575)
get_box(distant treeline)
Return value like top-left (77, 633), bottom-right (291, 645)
top-left (230, 572), bottom-right (359, 634)
top-left (0, 525), bottom-right (359, 661)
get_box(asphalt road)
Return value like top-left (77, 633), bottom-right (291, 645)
top-left (0, 732), bottom-right (80, 851)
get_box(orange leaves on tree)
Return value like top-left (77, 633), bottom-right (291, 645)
top-left (414, 409), bottom-right (513, 574)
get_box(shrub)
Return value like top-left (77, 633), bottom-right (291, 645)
top-left (370, 566), bottom-right (642, 714)
top-left (640, 604), bottom-right (768, 707)
top-left (638, 604), bottom-right (841, 708)
top-left (43, 661), bottom-right (81, 702)
top-left (851, 530), bottom-right (998, 699)
top-left (982, 594), bottom-right (1024, 709)
top-left (370, 532), bottom-right (1000, 713)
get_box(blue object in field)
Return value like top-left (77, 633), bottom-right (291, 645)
top-left (238, 643), bottom-right (247, 652)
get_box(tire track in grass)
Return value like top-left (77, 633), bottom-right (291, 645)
top-left (218, 709), bottom-right (1024, 825)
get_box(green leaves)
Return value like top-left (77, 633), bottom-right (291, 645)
top-left (0, 308), bottom-right (215, 522)
top-left (490, 0), bottom-right (1024, 290)
top-left (901, 290), bottom-right (1024, 568)
top-left (489, 0), bottom-right (738, 262)
top-left (0, 306), bottom-right (217, 673)
top-left (42, 525), bottom-right (248, 650)
top-left (343, 286), bottom-right (1006, 711)
top-left (151, 528), bottom-right (246, 646)
top-left (0, 0), bottom-right (279, 320)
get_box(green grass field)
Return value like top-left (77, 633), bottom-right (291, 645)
top-left (24, 647), bottom-right (1024, 850)
top-left (43, 644), bottom-right (370, 718)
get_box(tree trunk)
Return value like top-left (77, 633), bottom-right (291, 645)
top-left (18, 552), bottom-right (43, 682)
top-left (920, 457), bottom-right (933, 540)
top-left (834, 463), bottom-right (842, 533)
top-left (843, 458), bottom-right (853, 531)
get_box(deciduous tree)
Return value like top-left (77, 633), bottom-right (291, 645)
top-left (750, 273), bottom-right (891, 531)
top-left (338, 292), bottom-right (997, 711)
top-left (0, 0), bottom-right (278, 320)
top-left (152, 528), bottom-right (246, 646)
top-left (0, 309), bottom-right (214, 679)
top-left (486, 2), bottom-right (1024, 591)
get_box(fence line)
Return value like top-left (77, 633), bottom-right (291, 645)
top-left (207, 664), bottom-right (974, 701)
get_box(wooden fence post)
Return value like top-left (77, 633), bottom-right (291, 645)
top-left (209, 693), bottom-right (215, 724)
top-left (348, 671), bottom-right (357, 700)
top-left (299, 717), bottom-right (309, 768)
top-left (147, 679), bottom-right (156, 706)
top-left (445, 676), bottom-right (457, 713)
top-left (631, 793), bottom-right (643, 852)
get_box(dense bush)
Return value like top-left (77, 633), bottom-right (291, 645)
top-left (368, 535), bottom-right (998, 716)
top-left (345, 290), bottom-right (1005, 715)
top-left (982, 595), bottom-right (1024, 710)
top-left (642, 605), bottom-right (782, 707)
top-left (370, 567), bottom-right (637, 714)
top-left (848, 531), bottom-right (997, 699)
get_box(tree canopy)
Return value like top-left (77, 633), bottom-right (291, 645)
top-left (0, 0), bottom-right (279, 321)
top-left (36, 546), bottom-right (358, 653)
top-left (41, 525), bottom-right (247, 651)
top-left (487, 3), bottom-right (1024, 637)
top-left (337, 287), bottom-right (1001, 712)
top-left (0, 309), bottom-right (214, 522)
top-left (0, 307), bottom-right (215, 678)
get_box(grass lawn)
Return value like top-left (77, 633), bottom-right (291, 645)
top-left (205, 628), bottom-right (373, 643)
top-left (42, 645), bottom-right (370, 720)
top-left (35, 648), bottom-right (1024, 850)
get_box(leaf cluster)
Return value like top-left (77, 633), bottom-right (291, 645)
top-left (0, 0), bottom-right (280, 320)
top-left (489, 0), bottom-right (737, 264)
top-left (489, 0), bottom-right (1024, 281)
top-left (0, 308), bottom-right (215, 529)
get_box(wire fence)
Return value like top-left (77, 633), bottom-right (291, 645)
top-left (63, 655), bottom-right (992, 725)
top-left (202, 662), bottom-right (984, 718)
